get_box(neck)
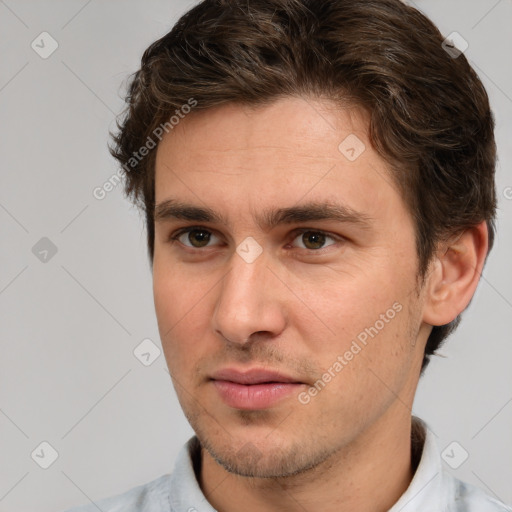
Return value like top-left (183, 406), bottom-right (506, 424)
top-left (199, 409), bottom-right (418, 512)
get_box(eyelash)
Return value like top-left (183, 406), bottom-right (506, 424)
top-left (168, 226), bottom-right (342, 254)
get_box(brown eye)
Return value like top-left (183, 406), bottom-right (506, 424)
top-left (291, 230), bottom-right (336, 251)
top-left (173, 228), bottom-right (218, 248)
top-left (302, 231), bottom-right (326, 250)
top-left (187, 229), bottom-right (211, 247)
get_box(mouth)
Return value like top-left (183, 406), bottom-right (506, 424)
top-left (209, 367), bottom-right (306, 410)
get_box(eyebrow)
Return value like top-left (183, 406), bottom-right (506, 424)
top-left (154, 199), bottom-right (373, 231)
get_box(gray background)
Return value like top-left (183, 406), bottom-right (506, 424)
top-left (0, 1), bottom-right (511, 511)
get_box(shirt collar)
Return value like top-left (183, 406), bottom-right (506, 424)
top-left (389, 416), bottom-right (454, 511)
top-left (168, 434), bottom-right (217, 512)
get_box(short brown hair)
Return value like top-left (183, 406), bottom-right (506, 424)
top-left (109, 0), bottom-right (497, 371)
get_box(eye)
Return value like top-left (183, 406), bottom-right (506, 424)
top-left (169, 227), bottom-right (340, 252)
top-left (170, 227), bottom-right (221, 248)
top-left (289, 229), bottom-right (338, 251)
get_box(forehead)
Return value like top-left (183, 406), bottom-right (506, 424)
top-left (153, 96), bottom-right (406, 229)
top-left (156, 97), bottom-right (366, 166)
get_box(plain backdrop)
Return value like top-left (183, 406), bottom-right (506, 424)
top-left (0, 1), bottom-right (511, 511)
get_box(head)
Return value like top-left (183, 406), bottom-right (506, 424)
top-left (110, 0), bottom-right (496, 478)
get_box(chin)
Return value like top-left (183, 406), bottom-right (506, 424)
top-left (198, 428), bottom-right (333, 479)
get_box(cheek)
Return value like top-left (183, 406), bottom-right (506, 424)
top-left (304, 301), bottom-right (417, 424)
top-left (153, 264), bottom-right (209, 372)
top-left (291, 263), bottom-right (419, 405)
top-left (291, 261), bottom-right (411, 347)
top-left (153, 254), bottom-right (207, 325)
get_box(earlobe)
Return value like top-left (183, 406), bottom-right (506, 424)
top-left (422, 221), bottom-right (489, 327)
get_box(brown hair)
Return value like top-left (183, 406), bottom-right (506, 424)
top-left (109, 0), bottom-right (497, 371)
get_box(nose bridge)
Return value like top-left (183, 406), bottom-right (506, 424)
top-left (212, 245), bottom-right (285, 344)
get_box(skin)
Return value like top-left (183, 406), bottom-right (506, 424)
top-left (152, 96), bottom-right (488, 512)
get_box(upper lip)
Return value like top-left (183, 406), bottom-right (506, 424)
top-left (210, 367), bottom-right (302, 385)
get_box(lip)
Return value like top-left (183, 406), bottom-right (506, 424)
top-left (210, 367), bottom-right (301, 385)
top-left (210, 367), bottom-right (305, 410)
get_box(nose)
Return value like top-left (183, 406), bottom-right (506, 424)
top-left (211, 247), bottom-right (287, 346)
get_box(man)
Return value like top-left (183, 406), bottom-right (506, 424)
top-left (65, 0), bottom-right (511, 510)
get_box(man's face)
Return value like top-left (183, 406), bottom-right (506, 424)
top-left (153, 97), bottom-right (430, 478)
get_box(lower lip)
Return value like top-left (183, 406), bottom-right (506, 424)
top-left (212, 380), bottom-right (304, 410)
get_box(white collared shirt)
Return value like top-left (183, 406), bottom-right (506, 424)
top-left (64, 416), bottom-right (511, 512)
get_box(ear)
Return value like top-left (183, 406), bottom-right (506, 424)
top-left (422, 221), bottom-right (489, 326)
